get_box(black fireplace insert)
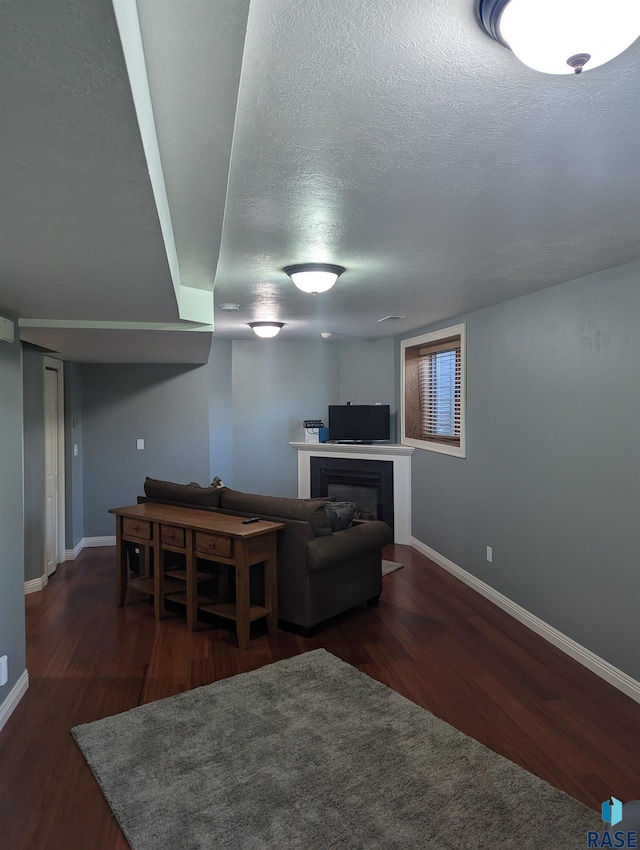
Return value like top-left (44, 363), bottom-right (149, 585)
top-left (310, 456), bottom-right (394, 534)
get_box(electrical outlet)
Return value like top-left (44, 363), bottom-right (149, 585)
top-left (486, 546), bottom-right (493, 563)
top-left (0, 655), bottom-right (8, 686)
top-left (136, 438), bottom-right (144, 450)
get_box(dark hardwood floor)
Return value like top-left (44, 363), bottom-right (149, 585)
top-left (1, 543), bottom-right (639, 849)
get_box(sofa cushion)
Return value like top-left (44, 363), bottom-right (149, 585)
top-left (324, 501), bottom-right (357, 531)
top-left (220, 489), bottom-right (333, 537)
top-left (143, 477), bottom-right (221, 509)
top-left (306, 520), bottom-right (393, 573)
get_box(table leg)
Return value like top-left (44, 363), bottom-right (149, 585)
top-left (186, 531), bottom-right (196, 631)
top-left (140, 543), bottom-right (149, 578)
top-left (116, 516), bottom-right (127, 606)
top-left (153, 522), bottom-right (164, 620)
top-left (264, 532), bottom-right (279, 635)
top-left (235, 545), bottom-right (250, 649)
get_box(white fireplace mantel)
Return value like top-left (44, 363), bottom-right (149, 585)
top-left (290, 442), bottom-right (414, 543)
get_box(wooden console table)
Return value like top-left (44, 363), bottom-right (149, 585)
top-left (109, 503), bottom-right (284, 649)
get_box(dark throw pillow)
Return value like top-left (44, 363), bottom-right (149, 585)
top-left (324, 501), bottom-right (357, 531)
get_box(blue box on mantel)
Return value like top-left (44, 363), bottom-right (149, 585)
top-left (304, 426), bottom-right (329, 443)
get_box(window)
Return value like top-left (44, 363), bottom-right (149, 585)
top-left (401, 324), bottom-right (466, 457)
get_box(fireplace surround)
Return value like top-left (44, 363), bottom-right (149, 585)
top-left (291, 442), bottom-right (414, 543)
top-left (310, 456), bottom-right (394, 534)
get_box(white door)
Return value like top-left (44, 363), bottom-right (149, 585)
top-left (44, 367), bottom-right (59, 576)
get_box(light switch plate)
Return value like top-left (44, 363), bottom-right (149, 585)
top-left (137, 439), bottom-right (144, 450)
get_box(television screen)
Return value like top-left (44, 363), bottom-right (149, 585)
top-left (328, 404), bottom-right (390, 443)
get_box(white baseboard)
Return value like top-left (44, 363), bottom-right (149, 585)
top-left (411, 536), bottom-right (640, 705)
top-left (65, 539), bottom-right (85, 561)
top-left (0, 669), bottom-right (29, 733)
top-left (64, 536), bottom-right (116, 561)
top-left (24, 574), bottom-right (48, 595)
top-left (83, 535), bottom-right (116, 547)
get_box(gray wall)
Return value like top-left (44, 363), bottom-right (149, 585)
top-left (231, 340), bottom-right (340, 496)
top-left (338, 338), bottom-right (397, 440)
top-left (22, 345), bottom-right (45, 581)
top-left (207, 338), bottom-right (234, 486)
top-left (0, 315), bottom-right (26, 704)
top-left (401, 261), bottom-right (640, 680)
top-left (77, 340), bottom-right (342, 533)
top-left (64, 361), bottom-right (83, 549)
top-left (81, 364), bottom-right (211, 536)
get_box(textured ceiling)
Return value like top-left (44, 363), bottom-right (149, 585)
top-left (1, 0), bottom-right (638, 362)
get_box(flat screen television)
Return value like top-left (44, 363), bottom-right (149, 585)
top-left (328, 404), bottom-right (390, 443)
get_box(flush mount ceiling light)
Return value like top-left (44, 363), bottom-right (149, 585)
top-left (478, 0), bottom-right (640, 74)
top-left (248, 321), bottom-right (284, 339)
top-left (284, 263), bottom-right (345, 295)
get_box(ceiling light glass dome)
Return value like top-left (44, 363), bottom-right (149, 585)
top-left (248, 322), bottom-right (284, 338)
top-left (478, 0), bottom-right (640, 75)
top-left (284, 263), bottom-right (345, 295)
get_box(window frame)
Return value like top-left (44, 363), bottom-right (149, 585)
top-left (400, 323), bottom-right (466, 458)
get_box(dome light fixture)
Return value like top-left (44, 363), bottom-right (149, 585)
top-left (284, 263), bottom-right (345, 295)
top-left (248, 321), bottom-right (284, 339)
top-left (478, 0), bottom-right (640, 75)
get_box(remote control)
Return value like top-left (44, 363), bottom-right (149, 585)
top-left (242, 516), bottom-right (261, 524)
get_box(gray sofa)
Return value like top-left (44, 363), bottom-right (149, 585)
top-left (138, 478), bottom-right (393, 631)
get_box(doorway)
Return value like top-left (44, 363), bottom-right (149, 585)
top-left (43, 357), bottom-right (65, 577)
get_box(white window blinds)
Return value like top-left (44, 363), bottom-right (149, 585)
top-left (418, 339), bottom-right (461, 440)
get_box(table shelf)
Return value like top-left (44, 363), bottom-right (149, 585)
top-left (165, 592), bottom-right (217, 608)
top-left (128, 576), bottom-right (183, 596)
top-left (197, 602), bottom-right (270, 623)
top-left (165, 568), bottom-right (212, 583)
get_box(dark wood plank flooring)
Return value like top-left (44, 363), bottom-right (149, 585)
top-left (1, 543), bottom-right (639, 849)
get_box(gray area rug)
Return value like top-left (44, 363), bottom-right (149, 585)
top-left (382, 558), bottom-right (404, 576)
top-left (72, 650), bottom-right (600, 850)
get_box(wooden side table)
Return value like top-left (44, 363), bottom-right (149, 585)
top-left (109, 503), bottom-right (284, 649)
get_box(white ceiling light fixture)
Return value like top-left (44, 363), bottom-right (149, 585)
top-left (248, 321), bottom-right (284, 338)
top-left (478, 0), bottom-right (640, 75)
top-left (284, 263), bottom-right (345, 295)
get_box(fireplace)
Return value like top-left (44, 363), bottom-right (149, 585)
top-left (293, 441), bottom-right (414, 543)
top-left (310, 457), bottom-right (394, 534)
